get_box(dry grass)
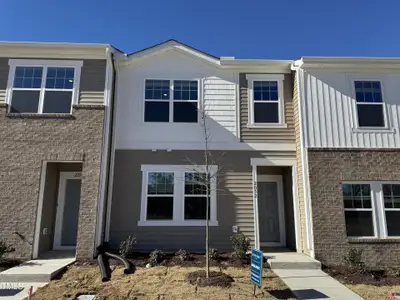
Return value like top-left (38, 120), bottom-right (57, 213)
top-left (31, 265), bottom-right (296, 300)
top-left (345, 284), bottom-right (399, 300)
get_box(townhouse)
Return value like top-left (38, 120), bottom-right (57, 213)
top-left (293, 57), bottom-right (400, 267)
top-left (0, 42), bottom-right (118, 260)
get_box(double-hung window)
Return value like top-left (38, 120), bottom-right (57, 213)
top-left (140, 165), bottom-right (217, 226)
top-left (246, 74), bottom-right (285, 126)
top-left (354, 81), bottom-right (385, 128)
top-left (7, 60), bottom-right (82, 114)
top-left (144, 79), bottom-right (198, 123)
top-left (342, 182), bottom-right (400, 238)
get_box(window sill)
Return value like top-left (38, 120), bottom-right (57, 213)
top-left (352, 127), bottom-right (396, 133)
top-left (348, 237), bottom-right (400, 244)
top-left (6, 113), bottom-right (74, 119)
top-left (247, 123), bottom-right (287, 129)
top-left (137, 220), bottom-right (219, 227)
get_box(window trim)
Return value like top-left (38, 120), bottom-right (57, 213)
top-left (6, 59), bottom-right (83, 114)
top-left (342, 181), bottom-right (400, 239)
top-left (350, 79), bottom-right (390, 130)
top-left (142, 78), bottom-right (201, 123)
top-left (246, 74), bottom-right (285, 128)
top-left (139, 164), bottom-right (218, 226)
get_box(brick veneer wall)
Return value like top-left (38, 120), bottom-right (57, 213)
top-left (0, 105), bottom-right (105, 260)
top-left (308, 149), bottom-right (400, 267)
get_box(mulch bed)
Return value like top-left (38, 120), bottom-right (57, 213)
top-left (323, 265), bottom-right (400, 286)
top-left (187, 270), bottom-right (234, 287)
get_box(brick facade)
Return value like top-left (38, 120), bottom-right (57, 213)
top-left (0, 105), bottom-right (105, 260)
top-left (308, 149), bottom-right (400, 267)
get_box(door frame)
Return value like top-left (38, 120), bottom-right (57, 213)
top-left (53, 171), bottom-right (82, 250)
top-left (257, 175), bottom-right (286, 247)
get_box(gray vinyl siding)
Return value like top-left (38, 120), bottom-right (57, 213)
top-left (109, 149), bottom-right (296, 252)
top-left (239, 73), bottom-right (295, 143)
top-left (0, 57), bottom-right (106, 106)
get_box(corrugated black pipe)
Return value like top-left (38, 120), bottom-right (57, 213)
top-left (104, 251), bottom-right (133, 274)
top-left (97, 253), bottom-right (110, 282)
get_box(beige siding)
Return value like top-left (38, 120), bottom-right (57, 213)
top-left (239, 73), bottom-right (295, 143)
top-left (293, 73), bottom-right (309, 254)
top-left (0, 89), bottom-right (6, 105)
top-left (79, 91), bottom-right (105, 105)
top-left (110, 150), bottom-right (296, 251)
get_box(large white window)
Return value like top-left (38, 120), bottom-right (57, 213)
top-left (139, 165), bottom-right (218, 226)
top-left (246, 74), bottom-right (285, 127)
top-left (342, 182), bottom-right (400, 238)
top-left (144, 79), bottom-right (199, 123)
top-left (7, 60), bottom-right (83, 114)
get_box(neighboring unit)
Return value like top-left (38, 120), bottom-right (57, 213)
top-left (0, 42), bottom-right (118, 260)
top-left (292, 57), bottom-right (400, 267)
top-left (106, 40), bottom-right (313, 255)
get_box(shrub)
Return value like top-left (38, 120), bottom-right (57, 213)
top-left (230, 233), bottom-right (250, 260)
top-left (175, 249), bottom-right (189, 261)
top-left (209, 248), bottom-right (220, 260)
top-left (149, 249), bottom-right (165, 266)
top-left (119, 235), bottom-right (136, 258)
top-left (0, 240), bottom-right (15, 261)
top-left (343, 248), bottom-right (365, 272)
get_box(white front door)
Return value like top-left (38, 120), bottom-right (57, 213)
top-left (257, 175), bottom-right (286, 247)
top-left (53, 172), bottom-right (82, 250)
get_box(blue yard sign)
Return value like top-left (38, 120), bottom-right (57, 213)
top-left (250, 248), bottom-right (263, 287)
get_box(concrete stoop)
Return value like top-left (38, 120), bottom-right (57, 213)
top-left (265, 252), bottom-right (322, 270)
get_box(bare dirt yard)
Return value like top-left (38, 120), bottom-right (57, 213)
top-left (31, 264), bottom-right (296, 299)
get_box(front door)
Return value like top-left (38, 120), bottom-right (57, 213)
top-left (257, 175), bottom-right (286, 247)
top-left (53, 172), bottom-right (82, 250)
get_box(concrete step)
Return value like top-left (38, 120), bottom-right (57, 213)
top-left (0, 256), bottom-right (75, 283)
top-left (265, 252), bottom-right (321, 270)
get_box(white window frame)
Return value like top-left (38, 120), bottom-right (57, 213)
top-left (7, 59), bottom-right (83, 114)
top-left (343, 181), bottom-right (400, 239)
top-left (138, 164), bottom-right (218, 226)
top-left (143, 78), bottom-right (200, 123)
top-left (350, 78), bottom-right (390, 130)
top-left (246, 74), bottom-right (286, 128)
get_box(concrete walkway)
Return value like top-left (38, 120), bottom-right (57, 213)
top-left (0, 251), bottom-right (75, 299)
top-left (266, 252), bottom-right (363, 300)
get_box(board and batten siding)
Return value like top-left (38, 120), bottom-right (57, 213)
top-left (109, 150), bottom-right (296, 251)
top-left (239, 73), bottom-right (295, 143)
top-left (301, 69), bottom-right (400, 148)
top-left (0, 58), bottom-right (106, 106)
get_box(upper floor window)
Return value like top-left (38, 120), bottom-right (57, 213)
top-left (144, 79), bottom-right (198, 123)
top-left (246, 74), bottom-right (285, 127)
top-left (7, 60), bottom-right (83, 114)
top-left (354, 81), bottom-right (385, 128)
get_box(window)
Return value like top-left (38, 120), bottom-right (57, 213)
top-left (139, 165), bottom-right (218, 226)
top-left (246, 74), bottom-right (285, 126)
top-left (342, 182), bottom-right (400, 238)
top-left (342, 184), bottom-right (374, 237)
top-left (144, 79), bottom-right (198, 123)
top-left (8, 60), bottom-right (82, 114)
top-left (382, 184), bottom-right (400, 236)
top-left (354, 81), bottom-right (385, 127)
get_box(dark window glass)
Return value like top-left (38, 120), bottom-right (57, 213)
top-left (385, 211), bottom-right (400, 236)
top-left (382, 184), bottom-right (400, 208)
top-left (10, 91), bottom-right (40, 113)
top-left (254, 102), bottom-right (279, 123)
top-left (344, 211), bottom-right (374, 237)
top-left (13, 67), bottom-right (43, 88)
top-left (185, 173), bottom-right (208, 195)
top-left (144, 102), bottom-right (169, 122)
top-left (173, 80), bottom-right (198, 100)
top-left (253, 81), bottom-right (278, 101)
top-left (354, 81), bottom-right (383, 103)
top-left (342, 184), bottom-right (371, 209)
top-left (42, 91), bottom-right (72, 113)
top-left (147, 197), bottom-right (173, 220)
top-left (357, 104), bottom-right (384, 127)
top-left (173, 102), bottom-right (197, 122)
top-left (46, 67), bottom-right (74, 89)
top-left (145, 80), bottom-right (169, 100)
top-left (184, 196), bottom-right (210, 220)
top-left (147, 172), bottom-right (174, 195)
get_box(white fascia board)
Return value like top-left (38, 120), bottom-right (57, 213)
top-left (299, 56), bottom-right (400, 70)
top-left (220, 59), bottom-right (292, 73)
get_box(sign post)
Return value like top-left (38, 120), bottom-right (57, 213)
top-left (250, 248), bottom-right (263, 295)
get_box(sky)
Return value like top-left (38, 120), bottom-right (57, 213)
top-left (1, 0), bottom-right (400, 59)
